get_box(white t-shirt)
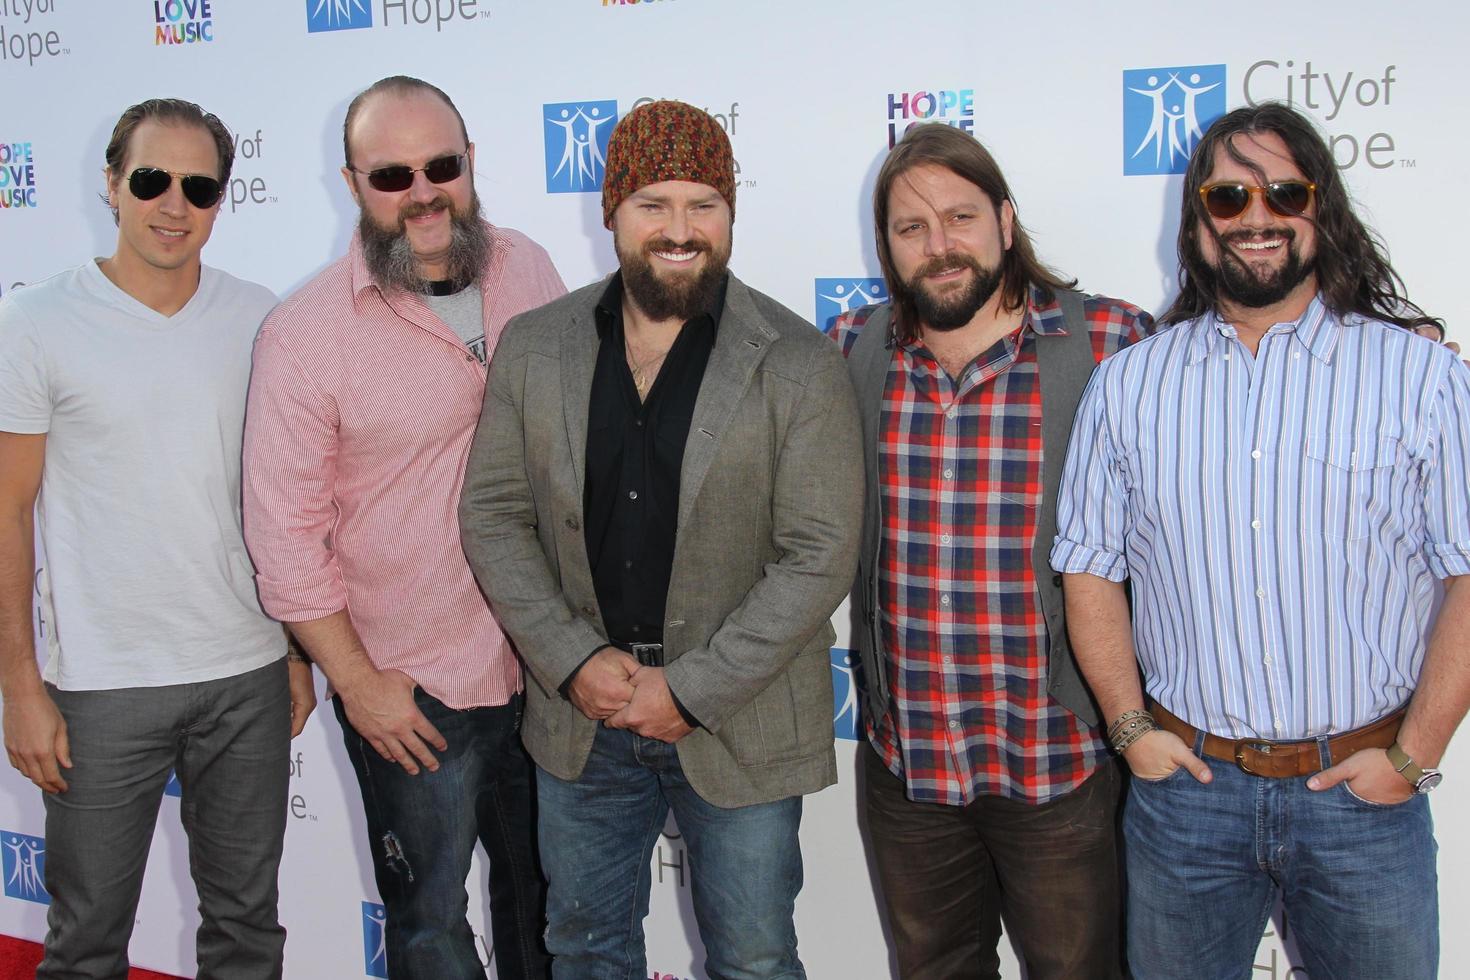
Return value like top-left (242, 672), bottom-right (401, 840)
top-left (0, 260), bottom-right (284, 690)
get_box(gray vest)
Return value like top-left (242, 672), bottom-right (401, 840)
top-left (845, 289), bottom-right (1101, 728)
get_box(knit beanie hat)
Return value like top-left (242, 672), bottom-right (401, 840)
top-left (601, 100), bottom-right (736, 228)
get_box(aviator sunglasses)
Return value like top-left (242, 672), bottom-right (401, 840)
top-left (349, 153), bottom-right (467, 193)
top-left (128, 167), bottom-right (224, 209)
top-left (1199, 180), bottom-right (1316, 221)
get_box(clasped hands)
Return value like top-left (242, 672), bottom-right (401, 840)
top-left (568, 647), bottom-right (693, 743)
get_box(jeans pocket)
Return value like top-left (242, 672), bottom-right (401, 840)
top-left (1134, 765), bottom-right (1190, 786)
top-left (1339, 781), bottom-right (1415, 810)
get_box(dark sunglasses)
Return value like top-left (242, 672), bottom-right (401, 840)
top-left (349, 153), bottom-right (467, 193)
top-left (1199, 180), bottom-right (1316, 221)
top-left (128, 167), bottom-right (224, 209)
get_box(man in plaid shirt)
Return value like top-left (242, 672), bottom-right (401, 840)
top-left (828, 123), bottom-right (1151, 979)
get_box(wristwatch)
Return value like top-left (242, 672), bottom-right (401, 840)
top-left (1386, 742), bottom-right (1443, 794)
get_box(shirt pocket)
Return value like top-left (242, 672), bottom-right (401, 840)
top-left (1303, 435), bottom-right (1404, 541)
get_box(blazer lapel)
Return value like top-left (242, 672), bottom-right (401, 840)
top-left (679, 275), bottom-right (774, 526)
top-left (560, 307), bottom-right (598, 498)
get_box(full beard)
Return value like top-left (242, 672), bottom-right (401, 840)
top-left (359, 189), bottom-right (490, 293)
top-left (617, 233), bottom-right (731, 323)
top-left (1205, 228), bottom-right (1316, 310)
top-left (906, 252), bottom-right (1003, 332)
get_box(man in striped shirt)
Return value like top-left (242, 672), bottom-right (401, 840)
top-left (829, 123), bottom-right (1151, 978)
top-left (242, 76), bottom-right (564, 978)
top-left (1055, 102), bottom-right (1470, 979)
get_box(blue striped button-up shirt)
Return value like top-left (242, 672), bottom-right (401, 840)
top-left (1051, 297), bottom-right (1470, 740)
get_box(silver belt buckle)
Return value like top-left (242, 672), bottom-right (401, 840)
top-left (629, 642), bottom-right (664, 667)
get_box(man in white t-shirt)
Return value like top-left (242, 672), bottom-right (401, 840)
top-left (0, 98), bottom-right (313, 979)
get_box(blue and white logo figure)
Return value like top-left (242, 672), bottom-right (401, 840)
top-left (814, 278), bottom-right (887, 333)
top-left (164, 770), bottom-right (182, 798)
top-left (1122, 65), bottom-right (1226, 175)
top-left (830, 647), bottom-right (860, 741)
top-left (306, 0), bottom-right (372, 34)
top-left (2, 831), bottom-right (49, 905)
top-left (362, 901), bottom-right (388, 978)
top-left (543, 101), bottom-right (619, 194)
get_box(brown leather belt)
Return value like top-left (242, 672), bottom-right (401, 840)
top-left (1149, 702), bottom-right (1404, 778)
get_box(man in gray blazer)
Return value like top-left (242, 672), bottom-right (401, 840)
top-left (458, 100), bottom-right (862, 979)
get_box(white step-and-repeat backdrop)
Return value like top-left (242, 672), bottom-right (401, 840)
top-left (2, 1), bottom-right (1467, 977)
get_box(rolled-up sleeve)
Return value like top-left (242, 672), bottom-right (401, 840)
top-left (1049, 366), bottom-right (1130, 582)
top-left (242, 323), bottom-right (348, 620)
top-left (1425, 356), bottom-right (1470, 579)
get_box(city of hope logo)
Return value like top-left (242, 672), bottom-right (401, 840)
top-left (362, 901), bottom-right (388, 977)
top-left (831, 647), bottom-right (860, 741)
top-left (814, 278), bottom-right (887, 334)
top-left (2, 831), bottom-right (49, 905)
top-left (0, 140), bottom-right (37, 210)
top-left (153, 0), bottom-right (214, 45)
top-left (306, 0), bottom-right (372, 32)
top-left (1122, 64), bottom-right (1226, 175)
top-left (543, 101), bottom-right (618, 194)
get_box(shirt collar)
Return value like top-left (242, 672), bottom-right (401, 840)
top-left (1025, 285), bottom-right (1070, 338)
top-left (1188, 293), bottom-right (1338, 365)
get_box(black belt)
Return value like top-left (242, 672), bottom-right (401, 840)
top-left (608, 639), bottom-right (664, 667)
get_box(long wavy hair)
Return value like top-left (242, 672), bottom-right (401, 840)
top-left (874, 124), bottom-right (1075, 345)
top-left (1163, 102), bottom-right (1441, 332)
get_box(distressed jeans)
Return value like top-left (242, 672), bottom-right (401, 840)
top-left (334, 689), bottom-right (550, 980)
top-left (1126, 731), bottom-right (1438, 980)
top-left (537, 724), bottom-right (806, 980)
top-left (39, 659), bottom-right (290, 980)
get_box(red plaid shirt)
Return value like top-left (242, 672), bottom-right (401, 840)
top-left (831, 288), bottom-right (1151, 804)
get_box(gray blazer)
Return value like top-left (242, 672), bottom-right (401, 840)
top-left (459, 273), bottom-right (864, 808)
top-left (842, 290), bottom-right (1103, 734)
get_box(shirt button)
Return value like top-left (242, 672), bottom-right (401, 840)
top-left (943, 468), bottom-right (954, 480)
top-left (1256, 588), bottom-right (1266, 598)
top-left (1273, 720), bottom-right (1283, 732)
top-left (942, 655), bottom-right (953, 664)
top-left (1263, 655), bottom-right (1272, 665)
top-left (631, 624), bottom-right (641, 634)
top-left (465, 354), bottom-right (474, 362)
top-left (940, 533), bottom-right (951, 544)
top-left (948, 720), bottom-right (960, 730)
top-left (1251, 519), bottom-right (1262, 530)
top-left (581, 605), bottom-right (596, 617)
top-left (946, 408), bottom-right (957, 419)
top-left (564, 517), bottom-right (580, 531)
top-left (1251, 449), bottom-right (1262, 459)
top-left (624, 560), bottom-right (633, 570)
top-left (1293, 351), bottom-right (1302, 359)
top-left (940, 594), bottom-right (950, 606)
top-left (635, 419), bottom-right (644, 428)
top-left (628, 490), bottom-right (638, 500)
top-left (1224, 352), bottom-right (1232, 360)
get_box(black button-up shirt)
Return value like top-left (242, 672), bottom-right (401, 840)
top-left (584, 273), bottom-right (724, 647)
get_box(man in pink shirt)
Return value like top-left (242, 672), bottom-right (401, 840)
top-left (242, 75), bottom-right (565, 979)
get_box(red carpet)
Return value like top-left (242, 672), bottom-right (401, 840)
top-left (0, 934), bottom-right (184, 979)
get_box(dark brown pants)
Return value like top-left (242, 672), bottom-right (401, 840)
top-left (863, 745), bottom-right (1124, 980)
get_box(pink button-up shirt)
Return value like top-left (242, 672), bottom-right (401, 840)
top-left (243, 224), bottom-right (566, 708)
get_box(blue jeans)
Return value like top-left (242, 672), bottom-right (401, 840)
top-left (335, 689), bottom-right (550, 980)
top-left (40, 659), bottom-right (290, 980)
top-left (1125, 732), bottom-right (1437, 980)
top-left (537, 725), bottom-right (805, 980)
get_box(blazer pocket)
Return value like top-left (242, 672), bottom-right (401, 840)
top-left (717, 673), bottom-right (802, 768)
